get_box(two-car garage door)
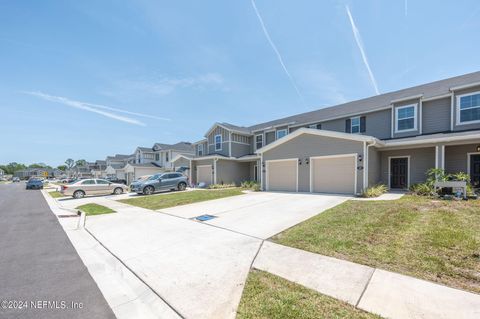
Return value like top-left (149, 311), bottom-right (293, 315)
top-left (266, 155), bottom-right (356, 194)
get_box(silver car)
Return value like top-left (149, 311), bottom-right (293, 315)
top-left (61, 178), bottom-right (128, 199)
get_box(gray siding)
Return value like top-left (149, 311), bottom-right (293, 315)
top-left (262, 133), bottom-right (365, 193)
top-left (195, 141), bottom-right (208, 156)
top-left (207, 126), bottom-right (230, 156)
top-left (231, 142), bottom-right (251, 157)
top-left (379, 148), bottom-right (435, 187)
top-left (265, 131), bottom-right (275, 145)
top-left (172, 157), bottom-right (190, 168)
top-left (393, 98), bottom-right (421, 138)
top-left (216, 160), bottom-right (251, 185)
top-left (422, 97), bottom-right (451, 134)
top-left (445, 143), bottom-right (479, 174)
top-left (321, 118), bottom-right (345, 132)
top-left (368, 147), bottom-right (381, 186)
top-left (453, 86), bottom-right (480, 132)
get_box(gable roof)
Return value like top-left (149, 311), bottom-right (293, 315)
top-left (204, 122), bottom-right (252, 137)
top-left (137, 146), bottom-right (153, 152)
top-left (152, 142), bottom-right (194, 152)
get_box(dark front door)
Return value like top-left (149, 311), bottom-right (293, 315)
top-left (390, 157), bottom-right (408, 189)
top-left (471, 154), bottom-right (480, 188)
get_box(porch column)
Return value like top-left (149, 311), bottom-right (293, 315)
top-left (435, 145), bottom-right (445, 170)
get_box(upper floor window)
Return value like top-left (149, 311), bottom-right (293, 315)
top-left (215, 134), bottom-right (222, 151)
top-left (457, 92), bottom-right (480, 125)
top-left (351, 117), bottom-right (360, 134)
top-left (198, 144), bottom-right (204, 156)
top-left (255, 134), bottom-right (263, 150)
top-left (395, 104), bottom-right (417, 132)
top-left (165, 151), bottom-right (169, 162)
top-left (155, 153), bottom-right (160, 161)
top-left (276, 129), bottom-right (287, 139)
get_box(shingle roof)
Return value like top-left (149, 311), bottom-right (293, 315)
top-left (153, 142), bottom-right (194, 152)
top-left (137, 146), bottom-right (153, 152)
top-left (247, 71), bottom-right (480, 132)
top-left (219, 122), bottom-right (251, 133)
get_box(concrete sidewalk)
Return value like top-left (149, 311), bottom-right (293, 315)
top-left (254, 241), bottom-right (480, 319)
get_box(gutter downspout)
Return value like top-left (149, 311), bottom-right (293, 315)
top-left (213, 157), bottom-right (218, 185)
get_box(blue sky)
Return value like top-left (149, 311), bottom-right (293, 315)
top-left (1, 0), bottom-right (479, 166)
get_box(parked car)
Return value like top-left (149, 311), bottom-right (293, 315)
top-left (12, 177), bottom-right (20, 182)
top-left (130, 172), bottom-right (187, 195)
top-left (129, 175), bottom-right (152, 192)
top-left (105, 177), bottom-right (127, 185)
top-left (26, 178), bottom-right (44, 190)
top-left (60, 178), bottom-right (129, 199)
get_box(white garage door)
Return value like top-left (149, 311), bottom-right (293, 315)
top-left (266, 159), bottom-right (297, 192)
top-left (311, 155), bottom-right (356, 194)
top-left (197, 165), bottom-right (212, 185)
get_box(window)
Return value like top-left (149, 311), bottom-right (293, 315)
top-left (255, 134), bottom-right (263, 150)
top-left (81, 179), bottom-right (95, 185)
top-left (395, 104), bottom-right (417, 132)
top-left (457, 92), bottom-right (480, 124)
top-left (276, 129), bottom-right (287, 139)
top-left (96, 179), bottom-right (109, 184)
top-left (165, 151), bottom-right (169, 162)
top-left (155, 153), bottom-right (160, 161)
top-left (198, 144), bottom-right (204, 156)
top-left (351, 117), bottom-right (360, 134)
top-left (215, 134), bottom-right (222, 151)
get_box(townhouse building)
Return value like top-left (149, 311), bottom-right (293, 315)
top-left (176, 71), bottom-right (480, 195)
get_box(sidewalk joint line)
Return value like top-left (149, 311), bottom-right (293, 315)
top-left (355, 268), bottom-right (376, 307)
top-left (249, 240), bottom-right (265, 270)
top-left (84, 227), bottom-right (186, 319)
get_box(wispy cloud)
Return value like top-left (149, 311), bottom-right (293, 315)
top-left (345, 5), bottom-right (380, 95)
top-left (22, 91), bottom-right (161, 126)
top-left (250, 0), bottom-right (304, 104)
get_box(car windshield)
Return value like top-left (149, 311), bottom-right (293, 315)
top-left (148, 174), bottom-right (163, 180)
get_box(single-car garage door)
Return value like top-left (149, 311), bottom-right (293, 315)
top-left (266, 159), bottom-right (297, 192)
top-left (197, 165), bottom-right (212, 185)
top-left (311, 155), bottom-right (356, 194)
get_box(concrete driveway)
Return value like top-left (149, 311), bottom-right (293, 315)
top-left (160, 191), bottom-right (350, 239)
top-left (81, 191), bottom-right (348, 318)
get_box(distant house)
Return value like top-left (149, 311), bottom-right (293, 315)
top-left (104, 154), bottom-right (135, 179)
top-left (14, 168), bottom-right (62, 179)
top-left (0, 168), bottom-right (4, 178)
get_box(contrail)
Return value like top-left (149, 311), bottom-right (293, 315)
top-left (346, 5), bottom-right (380, 95)
top-left (251, 0), bottom-right (305, 104)
top-left (24, 91), bottom-right (146, 126)
top-left (81, 102), bottom-right (171, 121)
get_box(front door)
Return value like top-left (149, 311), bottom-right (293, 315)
top-left (470, 154), bottom-right (480, 188)
top-left (390, 157), bottom-right (408, 189)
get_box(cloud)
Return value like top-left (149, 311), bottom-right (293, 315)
top-left (345, 5), bottom-right (380, 95)
top-left (250, 0), bottom-right (305, 104)
top-left (23, 91), bottom-right (150, 126)
top-left (117, 73), bottom-right (225, 96)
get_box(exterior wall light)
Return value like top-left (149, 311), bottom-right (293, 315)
top-left (305, 158), bottom-right (310, 165)
top-left (358, 155), bottom-right (363, 162)
top-left (477, 145), bottom-right (480, 152)
top-left (298, 159), bottom-right (302, 165)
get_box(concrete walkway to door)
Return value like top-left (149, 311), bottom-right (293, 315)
top-left (159, 191), bottom-right (350, 239)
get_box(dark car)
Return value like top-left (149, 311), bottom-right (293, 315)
top-left (26, 178), bottom-right (44, 190)
top-left (106, 177), bottom-right (127, 185)
top-left (130, 172), bottom-right (187, 195)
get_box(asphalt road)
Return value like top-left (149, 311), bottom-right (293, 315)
top-left (0, 183), bottom-right (115, 319)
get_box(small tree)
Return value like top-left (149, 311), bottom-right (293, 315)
top-left (65, 159), bottom-right (75, 170)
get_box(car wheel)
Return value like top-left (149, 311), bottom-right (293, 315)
top-left (73, 190), bottom-right (85, 199)
top-left (143, 186), bottom-right (154, 195)
top-left (177, 182), bottom-right (187, 191)
top-left (113, 187), bottom-right (123, 195)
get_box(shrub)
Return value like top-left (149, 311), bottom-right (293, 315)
top-left (410, 183), bottom-right (434, 196)
top-left (207, 183), bottom-right (236, 189)
top-left (241, 180), bottom-right (261, 191)
top-left (361, 184), bottom-right (388, 198)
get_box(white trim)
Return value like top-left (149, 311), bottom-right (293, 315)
top-left (450, 93), bottom-right (455, 131)
top-left (390, 105), bottom-right (394, 138)
top-left (383, 131), bottom-right (480, 147)
top-left (192, 139), bottom-right (207, 146)
top-left (265, 158), bottom-right (298, 192)
top-left (363, 141), bottom-right (367, 191)
top-left (171, 154), bottom-right (193, 164)
top-left (390, 94), bottom-right (423, 103)
top-left (228, 132), bottom-right (232, 157)
top-left (252, 122), bottom-right (296, 133)
top-left (388, 156), bottom-right (410, 189)
top-left (441, 145), bottom-right (445, 170)
top-left (196, 164), bottom-right (213, 185)
top-left (214, 134), bottom-right (222, 151)
top-left (450, 81), bottom-right (480, 91)
top-left (419, 98), bottom-right (423, 135)
top-left (260, 153), bottom-right (264, 190)
top-left (204, 122), bottom-right (252, 137)
top-left (197, 143), bottom-right (204, 156)
top-left (435, 146), bottom-right (439, 169)
top-left (256, 128), bottom-right (379, 154)
top-left (231, 141), bottom-right (251, 146)
top-left (455, 91), bottom-right (480, 126)
top-left (394, 104), bottom-right (418, 133)
top-left (467, 152), bottom-right (480, 178)
top-left (276, 129), bottom-right (288, 140)
top-left (213, 159), bottom-right (217, 184)
top-left (309, 153), bottom-right (358, 195)
top-left (255, 133), bottom-right (264, 151)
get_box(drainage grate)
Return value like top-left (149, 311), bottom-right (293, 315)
top-left (194, 214), bottom-right (217, 222)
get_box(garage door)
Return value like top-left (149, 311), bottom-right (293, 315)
top-left (267, 159), bottom-right (297, 192)
top-left (197, 165), bottom-right (212, 185)
top-left (311, 155), bottom-right (356, 194)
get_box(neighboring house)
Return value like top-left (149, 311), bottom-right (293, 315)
top-left (134, 147), bottom-right (157, 164)
top-left (123, 163), bottom-right (164, 185)
top-left (152, 142), bottom-right (195, 170)
top-left (104, 154), bottom-right (135, 179)
top-left (0, 168), bottom-right (4, 178)
top-left (91, 160), bottom-right (107, 178)
top-left (189, 71), bottom-right (480, 194)
top-left (14, 168), bottom-right (62, 179)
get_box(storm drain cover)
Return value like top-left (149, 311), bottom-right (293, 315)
top-left (194, 214), bottom-right (217, 222)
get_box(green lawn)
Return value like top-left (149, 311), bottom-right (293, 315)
top-left (119, 188), bottom-right (244, 210)
top-left (76, 203), bottom-right (116, 216)
top-left (237, 270), bottom-right (380, 319)
top-left (272, 195), bottom-right (480, 294)
top-left (48, 191), bottom-right (65, 198)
